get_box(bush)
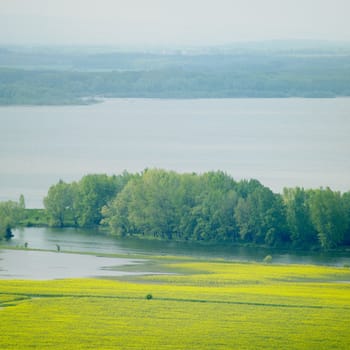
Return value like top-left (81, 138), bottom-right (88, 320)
top-left (146, 294), bottom-right (153, 300)
top-left (263, 255), bottom-right (273, 264)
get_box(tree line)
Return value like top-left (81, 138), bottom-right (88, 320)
top-left (2, 51), bottom-right (350, 105)
top-left (39, 170), bottom-right (350, 250)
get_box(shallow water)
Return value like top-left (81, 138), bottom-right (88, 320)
top-left (4, 227), bottom-right (350, 270)
top-left (0, 249), bottom-right (145, 280)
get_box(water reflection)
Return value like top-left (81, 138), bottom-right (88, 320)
top-left (7, 227), bottom-right (350, 267)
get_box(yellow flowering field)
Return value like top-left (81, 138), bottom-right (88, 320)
top-left (1, 258), bottom-right (350, 349)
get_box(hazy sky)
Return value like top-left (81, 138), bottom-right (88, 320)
top-left (1, 0), bottom-right (350, 46)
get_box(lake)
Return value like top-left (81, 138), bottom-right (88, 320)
top-left (1, 98), bottom-right (350, 207)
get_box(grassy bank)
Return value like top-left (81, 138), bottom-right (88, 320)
top-left (0, 256), bottom-right (350, 349)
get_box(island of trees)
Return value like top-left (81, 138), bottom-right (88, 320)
top-left (2, 169), bottom-right (349, 251)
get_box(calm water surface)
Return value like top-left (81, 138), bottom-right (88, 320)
top-left (2, 227), bottom-right (349, 275)
top-left (1, 98), bottom-right (349, 207)
top-left (0, 249), bottom-right (145, 280)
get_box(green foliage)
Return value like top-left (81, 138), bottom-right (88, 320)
top-left (234, 185), bottom-right (288, 246)
top-left (21, 209), bottom-right (47, 226)
top-left (42, 170), bottom-right (350, 250)
top-left (190, 172), bottom-right (239, 242)
top-left (43, 180), bottom-right (73, 227)
top-left (1, 49), bottom-right (350, 105)
top-left (0, 196), bottom-right (25, 240)
top-left (283, 188), bottom-right (317, 248)
top-left (103, 170), bottom-right (290, 246)
top-left (342, 191), bottom-right (350, 245)
top-left (75, 174), bottom-right (120, 227)
top-left (263, 255), bottom-right (273, 264)
top-left (308, 188), bottom-right (347, 249)
top-left (44, 172), bottom-right (133, 228)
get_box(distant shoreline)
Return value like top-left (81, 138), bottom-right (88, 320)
top-left (2, 95), bottom-right (350, 107)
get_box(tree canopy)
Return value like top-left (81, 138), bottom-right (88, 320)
top-left (42, 170), bottom-right (350, 250)
top-left (0, 196), bottom-right (25, 240)
top-left (44, 172), bottom-right (134, 229)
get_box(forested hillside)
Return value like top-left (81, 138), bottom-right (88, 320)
top-left (40, 170), bottom-right (350, 250)
top-left (1, 44), bottom-right (350, 104)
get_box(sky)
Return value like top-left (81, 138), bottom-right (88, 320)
top-left (1, 0), bottom-right (350, 46)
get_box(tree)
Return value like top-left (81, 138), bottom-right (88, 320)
top-left (263, 194), bottom-right (289, 247)
top-left (0, 197), bottom-right (25, 240)
top-left (235, 185), bottom-right (288, 246)
top-left (43, 180), bottom-right (72, 227)
top-left (19, 194), bottom-right (26, 210)
top-left (76, 173), bottom-right (133, 227)
top-left (283, 187), bottom-right (317, 248)
top-left (309, 188), bottom-right (347, 249)
top-left (341, 191), bottom-right (350, 245)
top-left (191, 172), bottom-right (238, 241)
top-left (43, 173), bottom-right (132, 228)
top-left (234, 197), bottom-right (254, 242)
top-left (104, 170), bottom-right (240, 242)
top-left (104, 173), bottom-right (150, 237)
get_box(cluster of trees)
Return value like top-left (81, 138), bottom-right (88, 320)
top-left (43, 173), bottom-right (133, 227)
top-left (43, 170), bottom-right (350, 250)
top-left (0, 195), bottom-right (25, 240)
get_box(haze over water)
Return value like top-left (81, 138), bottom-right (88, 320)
top-left (1, 98), bottom-right (349, 208)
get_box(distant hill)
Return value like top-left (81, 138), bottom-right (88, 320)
top-left (1, 42), bottom-right (350, 104)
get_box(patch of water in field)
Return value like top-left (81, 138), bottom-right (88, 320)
top-left (0, 248), bottom-right (146, 280)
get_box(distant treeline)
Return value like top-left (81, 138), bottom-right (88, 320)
top-left (37, 170), bottom-right (350, 251)
top-left (1, 49), bottom-right (350, 104)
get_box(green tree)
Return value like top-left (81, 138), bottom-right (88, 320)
top-left (190, 172), bottom-right (238, 241)
top-left (103, 171), bottom-right (183, 239)
top-left (341, 191), bottom-right (350, 245)
top-left (263, 194), bottom-right (289, 247)
top-left (105, 173), bottom-right (144, 236)
top-left (44, 180), bottom-right (73, 227)
top-left (173, 172), bottom-right (201, 240)
top-left (76, 173), bottom-right (132, 227)
top-left (0, 197), bottom-right (25, 240)
top-left (235, 186), bottom-right (288, 246)
top-left (19, 194), bottom-right (26, 210)
top-left (283, 187), bottom-right (317, 248)
top-left (234, 197), bottom-right (255, 242)
top-left (104, 170), bottom-right (241, 241)
top-left (309, 188), bottom-right (347, 249)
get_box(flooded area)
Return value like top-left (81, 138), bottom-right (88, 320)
top-left (0, 227), bottom-right (349, 280)
top-left (0, 249), bottom-right (146, 280)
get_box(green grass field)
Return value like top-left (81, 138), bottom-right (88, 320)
top-left (1, 256), bottom-right (350, 349)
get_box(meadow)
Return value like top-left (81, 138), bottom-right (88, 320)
top-left (1, 255), bottom-right (350, 349)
